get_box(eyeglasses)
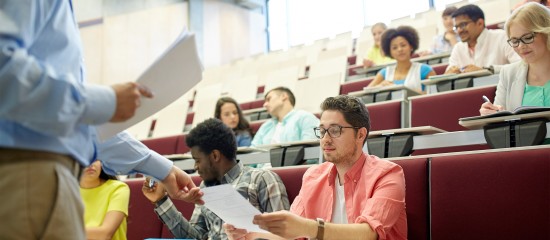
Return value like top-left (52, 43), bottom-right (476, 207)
top-left (314, 125), bottom-right (361, 139)
top-left (507, 32), bottom-right (537, 48)
top-left (453, 20), bottom-right (473, 31)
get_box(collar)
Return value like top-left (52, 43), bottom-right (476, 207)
top-left (327, 153), bottom-right (367, 186)
top-left (220, 161), bottom-right (244, 184)
top-left (473, 28), bottom-right (488, 49)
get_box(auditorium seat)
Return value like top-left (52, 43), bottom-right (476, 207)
top-left (126, 179), bottom-right (164, 240)
top-left (409, 85), bottom-right (496, 131)
top-left (366, 100), bottom-right (404, 131)
top-left (271, 165), bottom-right (311, 204)
top-left (141, 135), bottom-right (182, 155)
top-left (340, 78), bottom-right (374, 95)
top-left (391, 158), bottom-right (429, 240)
top-left (430, 147), bottom-right (550, 239)
top-left (431, 63), bottom-right (448, 76)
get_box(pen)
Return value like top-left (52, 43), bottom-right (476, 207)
top-left (148, 178), bottom-right (155, 188)
top-left (482, 95), bottom-right (491, 103)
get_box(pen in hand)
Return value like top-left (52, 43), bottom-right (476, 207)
top-left (482, 95), bottom-right (499, 112)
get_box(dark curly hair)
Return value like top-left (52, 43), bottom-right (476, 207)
top-left (452, 4), bottom-right (485, 25)
top-left (186, 118), bottom-right (237, 161)
top-left (380, 25), bottom-right (419, 59)
top-left (214, 97), bottom-right (252, 136)
top-left (320, 95), bottom-right (370, 144)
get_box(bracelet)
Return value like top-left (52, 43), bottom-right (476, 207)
top-left (316, 218), bottom-right (325, 240)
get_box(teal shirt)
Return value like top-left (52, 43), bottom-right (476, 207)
top-left (522, 81), bottom-right (550, 107)
top-left (251, 110), bottom-right (320, 146)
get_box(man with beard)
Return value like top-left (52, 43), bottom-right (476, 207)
top-left (445, 4), bottom-right (520, 74)
top-left (224, 95), bottom-right (407, 240)
top-left (142, 118), bottom-right (289, 240)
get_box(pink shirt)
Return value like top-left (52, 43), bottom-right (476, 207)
top-left (290, 153), bottom-right (407, 239)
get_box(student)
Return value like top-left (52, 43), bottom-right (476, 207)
top-left (142, 118), bottom-right (289, 239)
top-left (214, 97), bottom-right (253, 147)
top-left (225, 95), bottom-right (407, 240)
top-left (445, 4), bottom-right (521, 74)
top-left (480, 2), bottom-right (550, 115)
top-left (80, 160), bottom-right (129, 240)
top-left (430, 6), bottom-right (461, 54)
top-left (366, 26), bottom-right (436, 93)
top-left (251, 87), bottom-right (319, 146)
top-left (363, 22), bottom-right (395, 68)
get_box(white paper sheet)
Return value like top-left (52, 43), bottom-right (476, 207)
top-left (96, 31), bottom-right (203, 141)
top-left (202, 184), bottom-right (267, 233)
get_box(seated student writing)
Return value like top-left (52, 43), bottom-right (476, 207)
top-left (80, 160), bottom-right (129, 240)
top-left (142, 118), bottom-right (289, 239)
top-left (214, 97), bottom-right (253, 147)
top-left (480, 2), bottom-right (550, 115)
top-left (366, 26), bottom-right (436, 93)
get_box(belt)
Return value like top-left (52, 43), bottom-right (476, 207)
top-left (0, 148), bottom-right (82, 178)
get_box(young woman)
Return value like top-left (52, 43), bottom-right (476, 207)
top-left (363, 22), bottom-right (395, 68)
top-left (80, 160), bottom-right (129, 240)
top-left (214, 97), bottom-right (253, 147)
top-left (366, 26), bottom-right (436, 93)
top-left (480, 2), bottom-right (550, 115)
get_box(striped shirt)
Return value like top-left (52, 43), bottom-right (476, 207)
top-left (154, 162), bottom-right (290, 240)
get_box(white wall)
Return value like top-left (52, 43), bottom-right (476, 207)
top-left (79, 3), bottom-right (189, 85)
top-left (202, 0), bottom-right (266, 67)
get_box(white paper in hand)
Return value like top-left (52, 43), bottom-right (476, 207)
top-left (201, 184), bottom-right (267, 233)
top-left (96, 31), bottom-right (203, 141)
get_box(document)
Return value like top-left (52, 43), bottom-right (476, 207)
top-left (97, 31), bottom-right (203, 141)
top-left (201, 184), bottom-right (267, 233)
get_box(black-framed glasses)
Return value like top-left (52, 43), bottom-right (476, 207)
top-left (507, 32), bottom-right (537, 48)
top-left (314, 125), bottom-right (361, 139)
top-left (453, 20), bottom-right (473, 31)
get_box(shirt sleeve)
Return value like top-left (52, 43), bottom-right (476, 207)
top-left (420, 64), bottom-right (433, 79)
top-left (255, 171), bottom-right (290, 213)
top-left (107, 181), bottom-right (130, 216)
top-left (299, 112), bottom-right (320, 141)
top-left (447, 44), bottom-right (461, 71)
top-left (355, 165), bottom-right (406, 239)
top-left (154, 198), bottom-right (208, 239)
top-left (0, 1), bottom-right (115, 137)
top-left (97, 131), bottom-right (173, 180)
top-left (378, 68), bottom-right (387, 79)
top-left (251, 122), bottom-right (269, 146)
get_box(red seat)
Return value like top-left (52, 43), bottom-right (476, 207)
top-left (432, 64), bottom-right (448, 75)
top-left (125, 179), bottom-right (163, 240)
top-left (391, 158), bottom-right (429, 240)
top-left (141, 135), bottom-right (181, 155)
top-left (366, 100), bottom-right (403, 131)
top-left (340, 78), bottom-right (374, 95)
top-left (410, 85), bottom-right (496, 131)
top-left (271, 166), bottom-right (311, 204)
top-left (185, 112), bottom-right (194, 125)
top-left (430, 147), bottom-right (550, 239)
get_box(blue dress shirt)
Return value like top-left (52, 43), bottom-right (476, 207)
top-left (0, 0), bottom-right (172, 180)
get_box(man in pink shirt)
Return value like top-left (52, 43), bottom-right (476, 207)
top-left (224, 95), bottom-right (407, 240)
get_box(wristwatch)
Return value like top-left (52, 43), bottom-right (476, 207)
top-left (483, 65), bottom-right (495, 74)
top-left (316, 218), bottom-right (325, 240)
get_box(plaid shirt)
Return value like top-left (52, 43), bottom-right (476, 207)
top-left (154, 162), bottom-right (290, 240)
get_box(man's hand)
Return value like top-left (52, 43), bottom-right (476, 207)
top-left (141, 177), bottom-right (166, 204)
top-left (224, 223), bottom-right (250, 240)
top-left (253, 211), bottom-right (317, 239)
top-left (110, 82), bottom-right (154, 122)
top-left (445, 66), bottom-right (461, 74)
top-left (461, 64), bottom-right (482, 73)
top-left (161, 166), bottom-right (204, 204)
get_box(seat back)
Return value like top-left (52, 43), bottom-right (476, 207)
top-left (410, 85), bottom-right (496, 131)
top-left (430, 147), bottom-right (550, 239)
top-left (271, 165), bottom-right (311, 204)
top-left (125, 179), bottom-right (163, 240)
top-left (366, 100), bottom-right (404, 131)
top-left (391, 158), bottom-right (429, 240)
